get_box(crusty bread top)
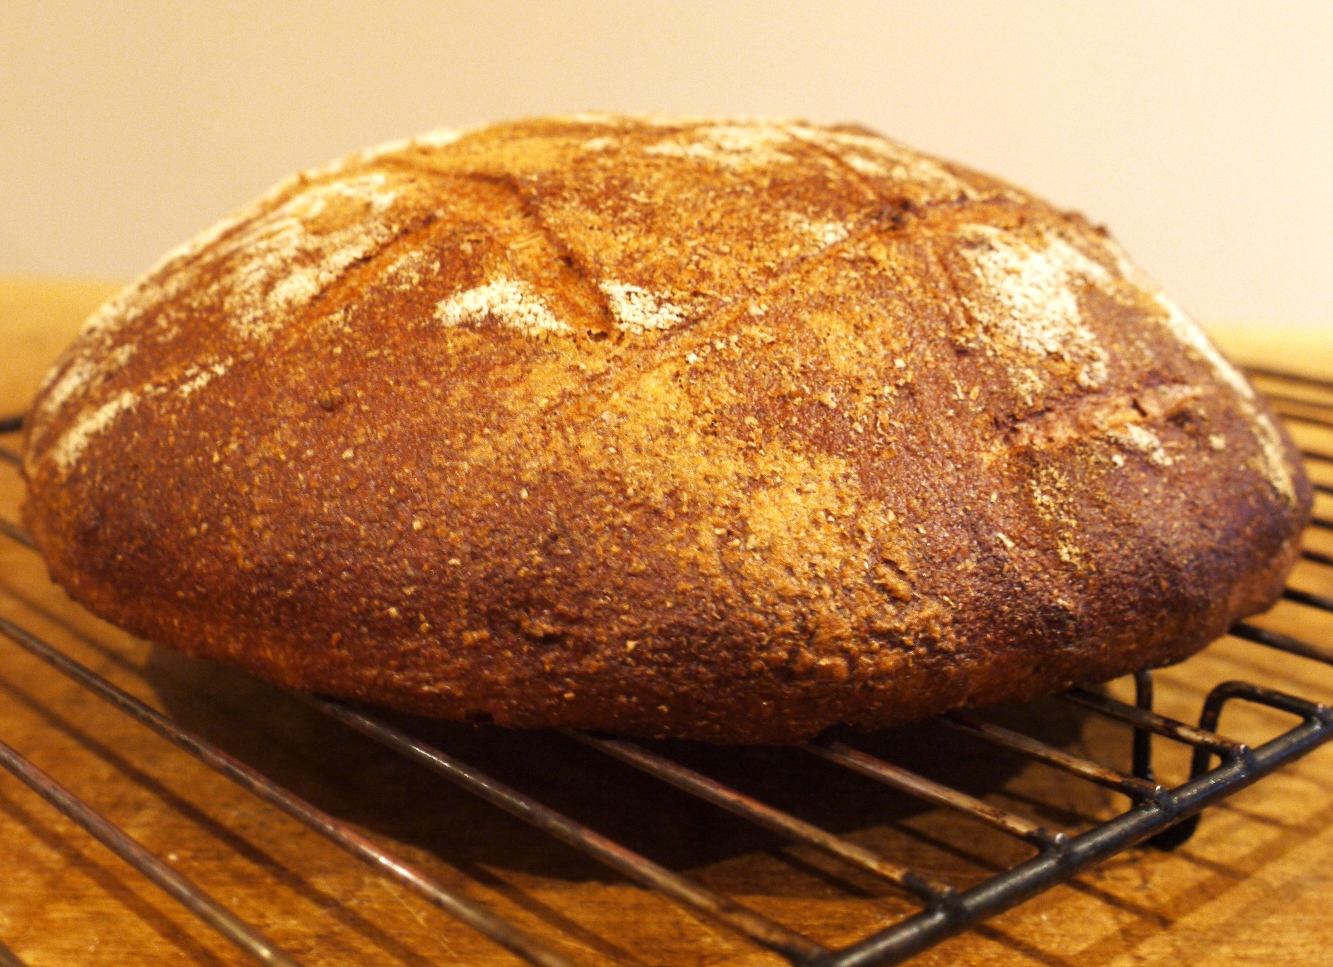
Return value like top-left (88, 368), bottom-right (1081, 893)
top-left (24, 115), bottom-right (1299, 501)
top-left (20, 116), bottom-right (1311, 742)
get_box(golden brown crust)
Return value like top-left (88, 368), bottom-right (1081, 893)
top-left (21, 116), bottom-right (1313, 742)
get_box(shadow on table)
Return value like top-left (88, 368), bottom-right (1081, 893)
top-left (141, 640), bottom-right (1108, 894)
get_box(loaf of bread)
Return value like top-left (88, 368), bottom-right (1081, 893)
top-left (21, 116), bottom-right (1311, 742)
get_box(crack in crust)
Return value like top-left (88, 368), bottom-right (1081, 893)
top-left (469, 171), bottom-right (620, 338)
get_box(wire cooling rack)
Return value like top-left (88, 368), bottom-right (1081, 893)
top-left (0, 366), bottom-right (1330, 966)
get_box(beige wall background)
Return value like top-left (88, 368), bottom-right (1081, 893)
top-left (2, 1), bottom-right (1330, 333)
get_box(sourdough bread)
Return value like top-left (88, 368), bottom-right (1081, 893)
top-left (22, 116), bottom-right (1311, 742)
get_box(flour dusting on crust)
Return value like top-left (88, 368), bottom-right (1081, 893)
top-left (600, 282), bottom-right (685, 334)
top-left (52, 390), bottom-right (140, 472)
top-left (381, 248), bottom-right (438, 291)
top-left (74, 172), bottom-right (409, 346)
top-left (177, 358), bottom-right (234, 398)
top-left (644, 123), bottom-right (798, 169)
top-left (435, 279), bottom-right (569, 337)
top-left (76, 174), bottom-right (306, 346)
top-left (957, 226), bottom-right (1110, 403)
top-left (1109, 423), bottom-right (1174, 467)
top-left (219, 174), bottom-right (402, 340)
top-left (29, 343), bottom-right (139, 461)
top-left (556, 111), bottom-right (636, 126)
top-left (1105, 240), bottom-right (1297, 503)
top-left (785, 213), bottom-right (850, 247)
top-left (358, 126), bottom-right (469, 164)
top-left (32, 186), bottom-right (267, 434)
top-left (1153, 295), bottom-right (1296, 501)
top-left (787, 125), bottom-right (978, 201)
top-left (39, 355), bottom-right (241, 476)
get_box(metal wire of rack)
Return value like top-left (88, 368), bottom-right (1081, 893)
top-left (0, 366), bottom-right (1329, 966)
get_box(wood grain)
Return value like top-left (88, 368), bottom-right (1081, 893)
top-left (0, 278), bottom-right (1330, 966)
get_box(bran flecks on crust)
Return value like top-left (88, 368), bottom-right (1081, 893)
top-left (21, 115), bottom-right (1313, 743)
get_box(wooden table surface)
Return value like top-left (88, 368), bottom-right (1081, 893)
top-left (1, 278), bottom-right (1331, 967)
